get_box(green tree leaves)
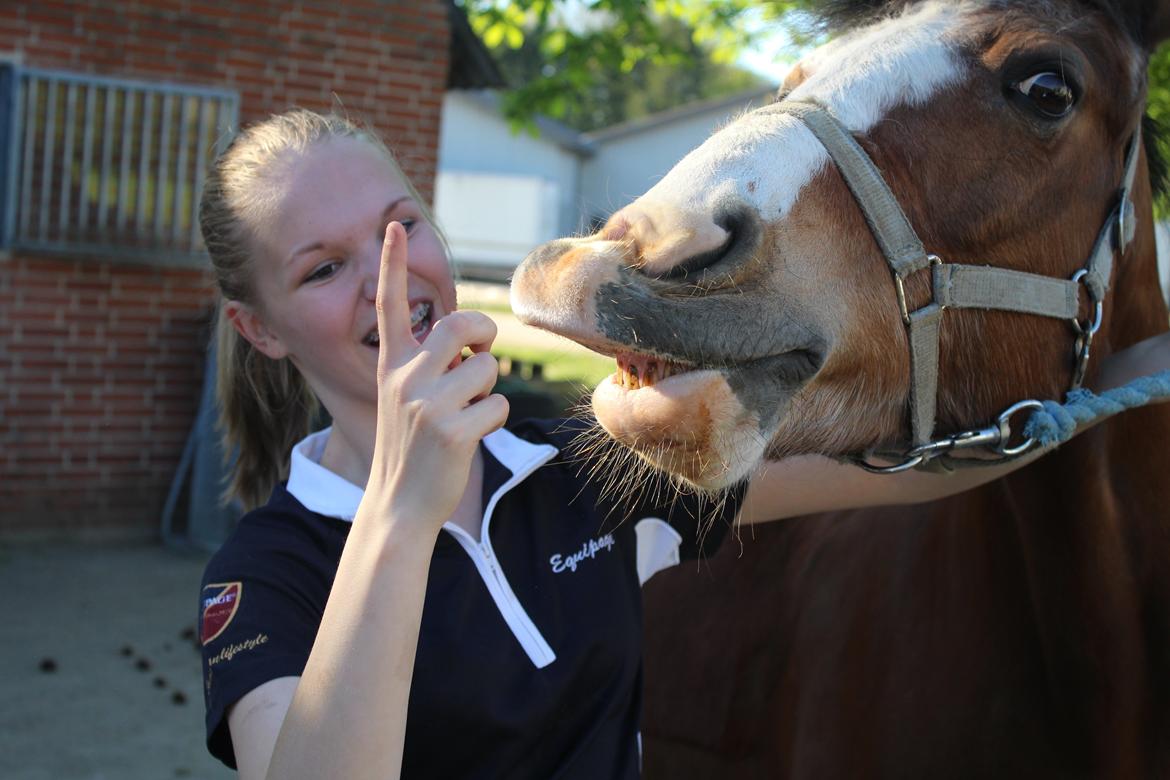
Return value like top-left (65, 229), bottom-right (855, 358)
top-left (458, 0), bottom-right (797, 128)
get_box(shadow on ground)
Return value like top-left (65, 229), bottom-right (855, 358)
top-left (0, 541), bottom-right (233, 780)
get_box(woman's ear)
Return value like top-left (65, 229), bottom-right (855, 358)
top-left (223, 299), bottom-right (289, 360)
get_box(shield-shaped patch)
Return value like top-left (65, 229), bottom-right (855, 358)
top-left (201, 582), bottom-right (242, 645)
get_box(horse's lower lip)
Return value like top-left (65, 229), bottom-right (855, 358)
top-left (594, 368), bottom-right (724, 430)
top-left (592, 348), bottom-right (821, 489)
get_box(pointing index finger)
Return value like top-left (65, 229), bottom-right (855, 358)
top-left (376, 221), bottom-right (416, 365)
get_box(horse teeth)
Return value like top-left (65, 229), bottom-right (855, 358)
top-left (615, 352), bottom-right (691, 389)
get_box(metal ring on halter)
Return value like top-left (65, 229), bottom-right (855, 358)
top-left (1070, 269), bottom-right (1104, 336)
top-left (852, 451), bottom-right (926, 475)
top-left (994, 399), bottom-right (1045, 456)
top-left (853, 398), bottom-right (1044, 472)
top-left (894, 254), bottom-right (943, 325)
top-left (1071, 330), bottom-right (1094, 390)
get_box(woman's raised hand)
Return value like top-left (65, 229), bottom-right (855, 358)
top-left (364, 221), bottom-right (509, 533)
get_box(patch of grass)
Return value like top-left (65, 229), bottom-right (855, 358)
top-left (463, 299), bottom-right (514, 315)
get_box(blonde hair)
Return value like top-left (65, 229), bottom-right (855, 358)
top-left (200, 109), bottom-right (435, 510)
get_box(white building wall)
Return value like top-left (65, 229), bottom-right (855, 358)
top-left (579, 99), bottom-right (765, 224)
top-left (435, 172), bottom-right (560, 272)
top-left (437, 91), bottom-right (584, 251)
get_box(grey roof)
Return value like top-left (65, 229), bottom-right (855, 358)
top-left (453, 90), bottom-right (597, 156)
top-left (451, 83), bottom-right (779, 155)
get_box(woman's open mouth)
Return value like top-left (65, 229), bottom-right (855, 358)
top-left (363, 301), bottom-right (434, 348)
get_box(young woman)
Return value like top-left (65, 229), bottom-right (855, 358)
top-left (197, 109), bottom-right (1169, 780)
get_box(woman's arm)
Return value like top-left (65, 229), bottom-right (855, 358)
top-left (257, 503), bottom-right (444, 780)
top-left (227, 518), bottom-right (445, 780)
top-left (229, 223), bottom-right (508, 780)
top-left (740, 331), bottom-right (1170, 524)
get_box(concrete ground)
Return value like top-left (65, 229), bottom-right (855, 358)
top-left (0, 542), bottom-right (233, 780)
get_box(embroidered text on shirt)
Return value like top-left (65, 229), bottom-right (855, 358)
top-left (207, 632), bottom-right (269, 667)
top-left (550, 533), bottom-right (616, 574)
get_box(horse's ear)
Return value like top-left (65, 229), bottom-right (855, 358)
top-left (1126, 0), bottom-right (1170, 49)
top-left (1114, 0), bottom-right (1170, 49)
top-left (1145, 1), bottom-right (1170, 49)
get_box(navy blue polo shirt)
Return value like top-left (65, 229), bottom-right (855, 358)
top-left (199, 418), bottom-right (744, 778)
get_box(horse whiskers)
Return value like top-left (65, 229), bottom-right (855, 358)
top-left (564, 408), bottom-right (733, 544)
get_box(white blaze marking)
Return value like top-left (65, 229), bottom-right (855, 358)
top-left (638, 1), bottom-right (971, 221)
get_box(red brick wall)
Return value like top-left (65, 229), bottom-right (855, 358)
top-left (0, 258), bottom-right (212, 536)
top-left (0, 0), bottom-right (452, 538)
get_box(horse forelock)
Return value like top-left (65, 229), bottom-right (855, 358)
top-left (818, 0), bottom-right (1145, 42)
top-left (788, 1), bottom-right (971, 132)
top-left (814, 0), bottom-right (1150, 99)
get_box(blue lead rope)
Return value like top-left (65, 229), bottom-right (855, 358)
top-left (1023, 369), bottom-right (1170, 447)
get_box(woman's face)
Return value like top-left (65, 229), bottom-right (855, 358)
top-left (236, 136), bottom-right (455, 410)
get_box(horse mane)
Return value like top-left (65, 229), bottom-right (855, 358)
top-left (813, 0), bottom-right (1139, 38)
top-left (812, 0), bottom-right (917, 33)
top-left (811, 0), bottom-right (1170, 203)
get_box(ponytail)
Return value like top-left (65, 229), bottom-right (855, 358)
top-left (214, 305), bottom-right (317, 510)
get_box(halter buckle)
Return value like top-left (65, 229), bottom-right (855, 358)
top-left (1116, 196), bottom-right (1136, 255)
top-left (1070, 269), bottom-right (1104, 337)
top-left (1070, 269), bottom-right (1104, 389)
top-left (992, 399), bottom-right (1045, 456)
top-left (895, 254), bottom-right (943, 325)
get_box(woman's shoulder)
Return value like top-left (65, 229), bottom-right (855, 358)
top-left (202, 483), bottom-right (348, 590)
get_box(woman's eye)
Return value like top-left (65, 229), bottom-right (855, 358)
top-left (1013, 72), bottom-right (1076, 119)
top-left (304, 261), bottom-right (341, 284)
top-left (381, 219), bottom-right (418, 241)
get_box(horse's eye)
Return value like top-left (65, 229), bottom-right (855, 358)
top-left (1013, 72), bottom-right (1076, 118)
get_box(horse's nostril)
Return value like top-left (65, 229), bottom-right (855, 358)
top-left (715, 209), bottom-right (743, 237)
top-left (654, 205), bottom-right (755, 281)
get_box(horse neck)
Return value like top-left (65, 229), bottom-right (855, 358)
top-left (988, 194), bottom-right (1170, 752)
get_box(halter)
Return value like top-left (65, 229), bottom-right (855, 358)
top-left (764, 100), bottom-right (1143, 473)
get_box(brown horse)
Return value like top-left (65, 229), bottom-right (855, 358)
top-left (511, 0), bottom-right (1170, 776)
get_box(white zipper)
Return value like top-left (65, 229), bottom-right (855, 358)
top-left (443, 438), bottom-right (558, 669)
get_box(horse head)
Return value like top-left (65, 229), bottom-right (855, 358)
top-left (512, 0), bottom-right (1170, 490)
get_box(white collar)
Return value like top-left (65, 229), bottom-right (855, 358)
top-left (286, 426), bottom-right (558, 522)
